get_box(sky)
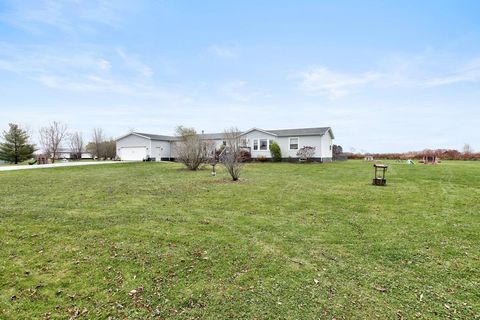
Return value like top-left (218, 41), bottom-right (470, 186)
top-left (0, 0), bottom-right (479, 153)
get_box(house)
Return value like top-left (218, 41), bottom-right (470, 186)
top-left (56, 148), bottom-right (93, 160)
top-left (116, 127), bottom-right (335, 162)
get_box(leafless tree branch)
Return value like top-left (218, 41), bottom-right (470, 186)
top-left (39, 121), bottom-right (68, 163)
top-left (221, 127), bottom-right (243, 181)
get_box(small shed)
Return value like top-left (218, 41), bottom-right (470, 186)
top-left (364, 155), bottom-right (374, 161)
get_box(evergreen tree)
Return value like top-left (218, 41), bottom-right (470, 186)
top-left (270, 141), bottom-right (282, 162)
top-left (0, 124), bottom-right (36, 164)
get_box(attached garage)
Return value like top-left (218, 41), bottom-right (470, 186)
top-left (116, 132), bottom-right (174, 161)
top-left (119, 146), bottom-right (147, 161)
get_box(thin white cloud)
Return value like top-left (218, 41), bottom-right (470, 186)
top-left (297, 56), bottom-right (480, 99)
top-left (298, 67), bottom-right (382, 99)
top-left (220, 80), bottom-right (263, 102)
top-left (116, 48), bottom-right (153, 77)
top-left (0, 45), bottom-right (112, 74)
top-left (0, 44), bottom-right (163, 97)
top-left (207, 44), bottom-right (240, 59)
top-left (425, 58), bottom-right (480, 87)
top-left (0, 0), bottom-right (124, 34)
top-left (98, 59), bottom-right (112, 71)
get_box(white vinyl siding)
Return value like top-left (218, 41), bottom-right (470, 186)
top-left (289, 137), bottom-right (299, 150)
top-left (252, 138), bottom-right (272, 151)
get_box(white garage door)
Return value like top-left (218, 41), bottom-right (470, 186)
top-left (120, 147), bottom-right (147, 161)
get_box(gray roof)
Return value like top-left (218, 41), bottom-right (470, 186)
top-left (123, 127), bottom-right (332, 141)
top-left (134, 132), bottom-right (226, 141)
top-left (135, 132), bottom-right (176, 140)
top-left (266, 127), bottom-right (331, 137)
top-left (200, 132), bottom-right (225, 140)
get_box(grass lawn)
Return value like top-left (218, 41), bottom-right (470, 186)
top-left (0, 161), bottom-right (479, 319)
top-left (0, 160), bottom-right (31, 166)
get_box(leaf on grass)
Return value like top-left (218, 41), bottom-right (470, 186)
top-left (128, 287), bottom-right (144, 296)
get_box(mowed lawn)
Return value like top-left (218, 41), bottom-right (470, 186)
top-left (0, 161), bottom-right (479, 319)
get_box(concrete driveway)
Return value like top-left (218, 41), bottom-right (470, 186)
top-left (0, 161), bottom-right (122, 172)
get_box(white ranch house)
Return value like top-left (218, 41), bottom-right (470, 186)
top-left (116, 127), bottom-right (335, 162)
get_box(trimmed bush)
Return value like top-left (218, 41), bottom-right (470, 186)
top-left (270, 141), bottom-right (282, 162)
top-left (240, 149), bottom-right (252, 162)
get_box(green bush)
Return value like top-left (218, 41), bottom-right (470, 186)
top-left (270, 141), bottom-right (282, 162)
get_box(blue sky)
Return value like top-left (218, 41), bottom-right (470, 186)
top-left (0, 0), bottom-right (479, 152)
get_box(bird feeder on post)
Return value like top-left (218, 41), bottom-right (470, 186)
top-left (373, 164), bottom-right (388, 186)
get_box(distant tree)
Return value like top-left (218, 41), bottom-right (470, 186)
top-left (0, 123), bottom-right (36, 164)
top-left (85, 142), bottom-right (95, 157)
top-left (463, 143), bottom-right (473, 155)
top-left (269, 141), bottom-right (282, 162)
top-left (39, 121), bottom-right (68, 163)
top-left (174, 126), bottom-right (213, 170)
top-left (85, 138), bottom-right (115, 160)
top-left (102, 139), bottom-right (117, 159)
top-left (296, 146), bottom-right (316, 162)
top-left (332, 144), bottom-right (343, 155)
top-left (91, 128), bottom-right (105, 160)
top-left (69, 131), bottom-right (84, 159)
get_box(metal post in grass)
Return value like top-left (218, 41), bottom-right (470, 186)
top-left (373, 164), bottom-right (388, 186)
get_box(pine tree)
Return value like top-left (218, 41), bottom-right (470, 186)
top-left (0, 124), bottom-right (36, 164)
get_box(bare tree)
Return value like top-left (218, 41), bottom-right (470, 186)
top-left (69, 131), bottom-right (84, 160)
top-left (103, 138), bottom-right (117, 159)
top-left (221, 127), bottom-right (243, 181)
top-left (39, 121), bottom-right (68, 163)
top-left (174, 126), bottom-right (213, 170)
top-left (91, 128), bottom-right (105, 160)
top-left (463, 143), bottom-right (473, 155)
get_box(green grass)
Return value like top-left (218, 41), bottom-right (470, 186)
top-left (0, 161), bottom-right (479, 319)
top-left (0, 160), bottom-right (31, 166)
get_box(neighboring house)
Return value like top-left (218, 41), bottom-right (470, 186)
top-left (116, 127), bottom-right (335, 162)
top-left (56, 148), bottom-right (93, 160)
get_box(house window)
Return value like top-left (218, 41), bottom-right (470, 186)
top-left (289, 137), bottom-right (299, 150)
top-left (253, 139), bottom-right (258, 150)
top-left (260, 139), bottom-right (268, 150)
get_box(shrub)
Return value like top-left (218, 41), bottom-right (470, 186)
top-left (221, 127), bottom-right (243, 181)
top-left (256, 155), bottom-right (268, 162)
top-left (174, 126), bottom-right (214, 170)
top-left (296, 146), bottom-right (316, 162)
top-left (240, 149), bottom-right (251, 162)
top-left (270, 141), bottom-right (282, 162)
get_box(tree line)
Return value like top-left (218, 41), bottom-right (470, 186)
top-left (345, 144), bottom-right (479, 161)
top-left (0, 122), bottom-right (116, 164)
